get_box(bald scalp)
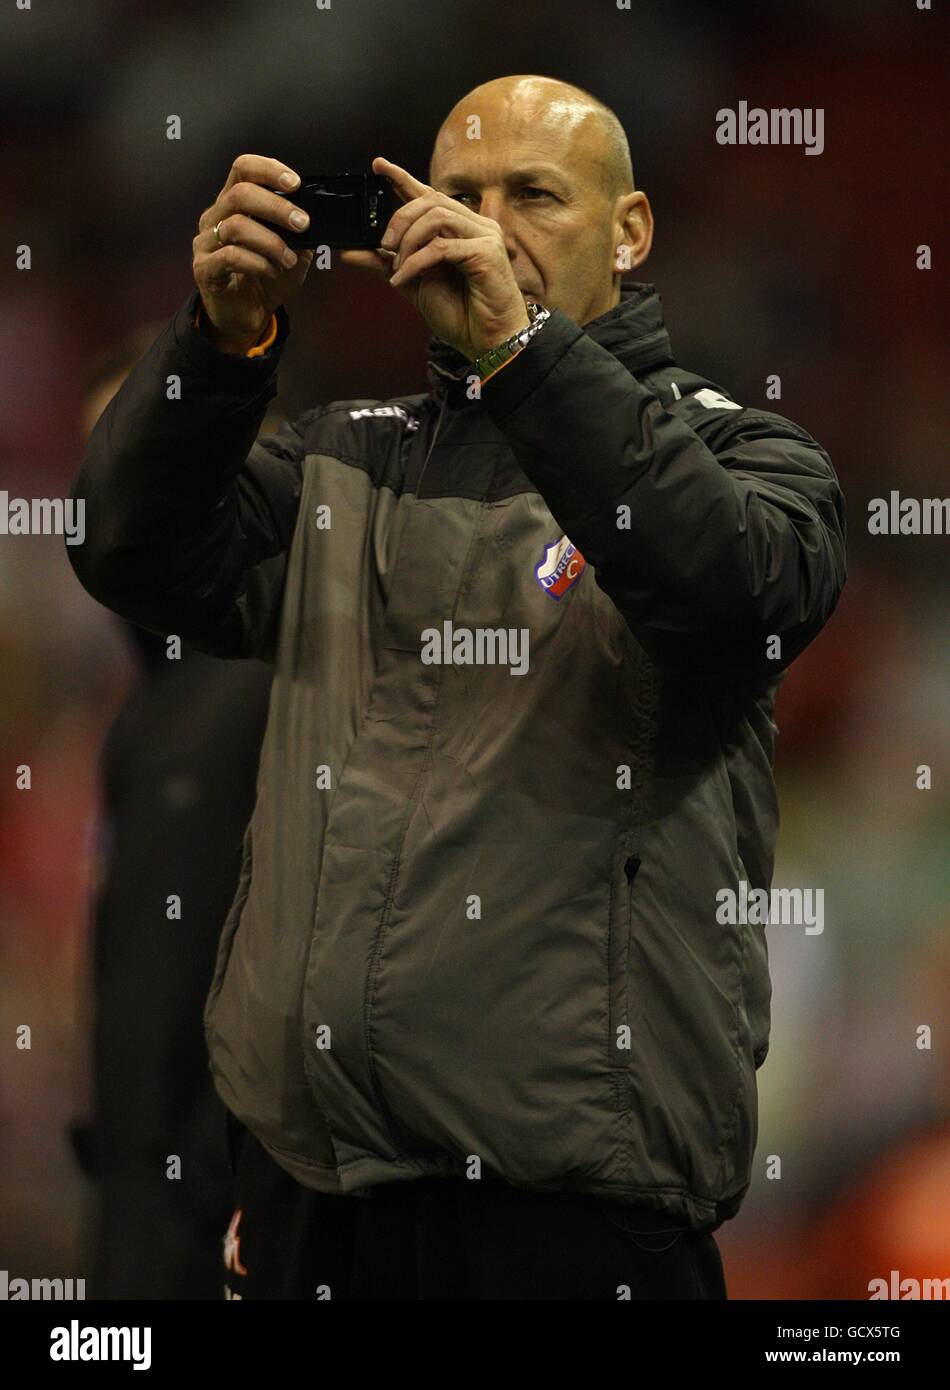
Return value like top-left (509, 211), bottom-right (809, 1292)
top-left (431, 75), bottom-right (635, 202)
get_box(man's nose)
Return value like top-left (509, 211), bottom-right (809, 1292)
top-left (479, 194), bottom-right (518, 259)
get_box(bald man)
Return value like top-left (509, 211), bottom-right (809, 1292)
top-left (69, 75), bottom-right (846, 1300)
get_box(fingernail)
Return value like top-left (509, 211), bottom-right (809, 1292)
top-left (283, 249), bottom-right (298, 268)
top-left (380, 232), bottom-right (395, 249)
top-left (289, 210), bottom-right (309, 229)
top-left (280, 171), bottom-right (300, 189)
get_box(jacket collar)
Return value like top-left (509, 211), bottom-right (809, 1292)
top-left (425, 281), bottom-right (675, 406)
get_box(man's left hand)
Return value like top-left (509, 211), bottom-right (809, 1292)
top-left (340, 157), bottom-right (531, 363)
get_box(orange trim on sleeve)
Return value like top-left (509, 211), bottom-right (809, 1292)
top-left (245, 314), bottom-right (278, 357)
top-left (478, 347), bottom-right (523, 387)
top-left (193, 303), bottom-right (278, 357)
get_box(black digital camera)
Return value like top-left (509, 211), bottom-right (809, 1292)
top-left (261, 173), bottom-right (395, 250)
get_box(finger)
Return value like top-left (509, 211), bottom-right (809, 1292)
top-left (197, 243), bottom-right (282, 288)
top-left (380, 188), bottom-right (489, 254)
top-left (199, 180), bottom-right (310, 239)
top-left (339, 248), bottom-right (397, 280)
top-left (220, 153), bottom-right (301, 198)
top-left (392, 204), bottom-right (483, 268)
top-left (389, 236), bottom-right (476, 289)
top-left (198, 212), bottom-right (302, 272)
top-left (378, 192), bottom-right (442, 251)
top-left (371, 156), bottom-right (429, 205)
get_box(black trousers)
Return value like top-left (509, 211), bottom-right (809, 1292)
top-left (222, 1115), bottom-right (728, 1301)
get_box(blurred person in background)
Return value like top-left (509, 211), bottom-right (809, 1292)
top-left (66, 74), bottom-right (845, 1300)
top-left (69, 334), bottom-right (274, 1298)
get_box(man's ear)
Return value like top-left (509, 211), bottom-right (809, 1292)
top-left (613, 191), bottom-right (654, 273)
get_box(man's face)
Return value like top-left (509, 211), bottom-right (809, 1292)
top-left (429, 97), bottom-right (625, 328)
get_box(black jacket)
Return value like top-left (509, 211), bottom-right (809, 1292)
top-left (68, 281), bottom-right (846, 1230)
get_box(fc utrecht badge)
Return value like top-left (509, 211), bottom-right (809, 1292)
top-left (535, 534), bottom-right (586, 600)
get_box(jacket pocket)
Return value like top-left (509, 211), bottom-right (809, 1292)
top-left (736, 852), bottom-right (772, 1071)
top-left (203, 817), bottom-right (254, 1034)
top-left (607, 838), bottom-right (641, 1073)
top-left (357, 835), bottom-right (615, 1183)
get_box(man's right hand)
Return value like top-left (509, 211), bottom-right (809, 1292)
top-left (192, 155), bottom-right (315, 354)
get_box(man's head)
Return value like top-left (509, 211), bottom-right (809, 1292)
top-left (429, 75), bottom-right (653, 327)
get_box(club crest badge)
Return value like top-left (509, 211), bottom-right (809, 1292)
top-left (534, 534), bottom-right (586, 600)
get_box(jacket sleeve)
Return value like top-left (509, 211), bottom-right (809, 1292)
top-left (68, 289), bottom-right (307, 663)
top-left (480, 310), bottom-right (847, 676)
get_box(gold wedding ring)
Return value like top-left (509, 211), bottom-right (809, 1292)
top-left (212, 221), bottom-right (223, 245)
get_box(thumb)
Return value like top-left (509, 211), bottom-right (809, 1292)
top-left (286, 248), bottom-right (315, 290)
top-left (340, 247), bottom-right (396, 281)
top-left (271, 248), bottom-right (315, 300)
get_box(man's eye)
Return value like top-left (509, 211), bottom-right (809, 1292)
top-left (450, 192), bottom-right (475, 206)
top-left (521, 187), bottom-right (552, 200)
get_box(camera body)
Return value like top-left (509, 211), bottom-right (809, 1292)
top-left (261, 173), bottom-right (395, 250)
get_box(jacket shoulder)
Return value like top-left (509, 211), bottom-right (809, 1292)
top-left (641, 365), bottom-right (830, 457)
